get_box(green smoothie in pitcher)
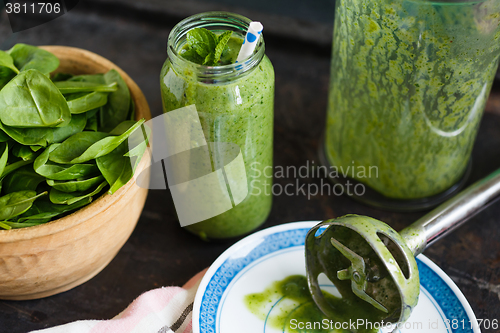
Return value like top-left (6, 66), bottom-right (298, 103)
top-left (324, 0), bottom-right (500, 202)
top-left (160, 12), bottom-right (274, 240)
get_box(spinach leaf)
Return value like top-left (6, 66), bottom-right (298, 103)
top-left (68, 74), bottom-right (105, 84)
top-left (0, 221), bottom-right (45, 229)
top-left (0, 67), bottom-right (16, 91)
top-left (108, 120), bottom-right (137, 135)
top-left (50, 113), bottom-right (87, 143)
top-left (49, 119), bottom-right (145, 164)
top-left (8, 44), bottom-right (59, 75)
top-left (55, 81), bottom-right (117, 94)
top-left (12, 144), bottom-right (39, 161)
top-left (34, 144), bottom-right (99, 180)
top-left (51, 73), bottom-right (73, 82)
top-left (49, 181), bottom-right (107, 205)
top-left (124, 122), bottom-right (150, 171)
top-left (0, 50), bottom-right (19, 74)
top-left (99, 69), bottom-right (130, 132)
top-left (2, 159), bottom-right (32, 178)
top-left (3, 165), bottom-right (45, 193)
top-left (0, 190), bottom-right (46, 220)
top-left (0, 66), bottom-right (16, 90)
top-left (0, 50), bottom-right (19, 91)
top-left (47, 175), bottom-right (104, 193)
top-left (0, 113), bottom-right (86, 146)
top-left (17, 197), bottom-right (92, 222)
top-left (48, 131), bottom-right (109, 163)
top-left (0, 122), bottom-right (46, 146)
top-left (36, 162), bottom-right (98, 181)
top-left (0, 221), bottom-right (12, 229)
top-left (85, 109), bottom-right (98, 131)
top-left (65, 92), bottom-right (88, 100)
top-left (0, 143), bottom-right (8, 177)
top-left (128, 99), bottom-right (135, 121)
top-left (0, 44), bottom-right (147, 228)
top-left (97, 142), bottom-right (132, 194)
top-left (0, 130), bottom-right (9, 143)
top-left (97, 121), bottom-right (150, 194)
top-left (67, 91), bottom-right (108, 114)
top-left (0, 69), bottom-right (71, 128)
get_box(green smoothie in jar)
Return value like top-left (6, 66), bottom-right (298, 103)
top-left (160, 12), bottom-right (274, 240)
top-left (323, 0), bottom-right (500, 208)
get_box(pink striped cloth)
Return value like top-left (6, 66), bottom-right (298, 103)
top-left (31, 270), bottom-right (207, 333)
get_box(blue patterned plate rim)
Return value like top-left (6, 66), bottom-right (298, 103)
top-left (192, 221), bottom-right (480, 333)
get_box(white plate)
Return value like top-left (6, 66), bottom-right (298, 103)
top-left (193, 221), bottom-right (480, 333)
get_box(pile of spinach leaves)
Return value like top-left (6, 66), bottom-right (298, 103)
top-left (0, 44), bottom-right (147, 230)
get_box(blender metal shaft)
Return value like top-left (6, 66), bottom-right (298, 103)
top-left (400, 168), bottom-right (500, 256)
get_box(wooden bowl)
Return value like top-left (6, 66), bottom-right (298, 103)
top-left (0, 46), bottom-right (151, 300)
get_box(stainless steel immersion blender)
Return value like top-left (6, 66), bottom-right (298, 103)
top-left (305, 168), bottom-right (500, 328)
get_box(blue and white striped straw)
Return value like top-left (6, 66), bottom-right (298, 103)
top-left (235, 21), bottom-right (263, 63)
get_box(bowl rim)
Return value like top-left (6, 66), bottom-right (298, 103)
top-left (0, 46), bottom-right (152, 242)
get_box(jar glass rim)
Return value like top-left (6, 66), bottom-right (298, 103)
top-left (167, 11), bottom-right (265, 80)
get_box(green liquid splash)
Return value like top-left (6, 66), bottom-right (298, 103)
top-left (244, 275), bottom-right (379, 333)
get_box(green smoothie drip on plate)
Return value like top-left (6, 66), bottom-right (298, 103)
top-left (245, 275), bottom-right (379, 333)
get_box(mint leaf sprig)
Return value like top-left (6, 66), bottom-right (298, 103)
top-left (181, 28), bottom-right (233, 66)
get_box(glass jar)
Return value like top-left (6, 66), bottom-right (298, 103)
top-left (160, 12), bottom-right (275, 240)
top-left (322, 0), bottom-right (500, 211)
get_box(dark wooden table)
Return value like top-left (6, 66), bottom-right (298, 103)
top-left (0, 2), bottom-right (499, 332)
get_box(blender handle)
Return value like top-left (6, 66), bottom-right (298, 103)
top-left (400, 168), bottom-right (500, 256)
